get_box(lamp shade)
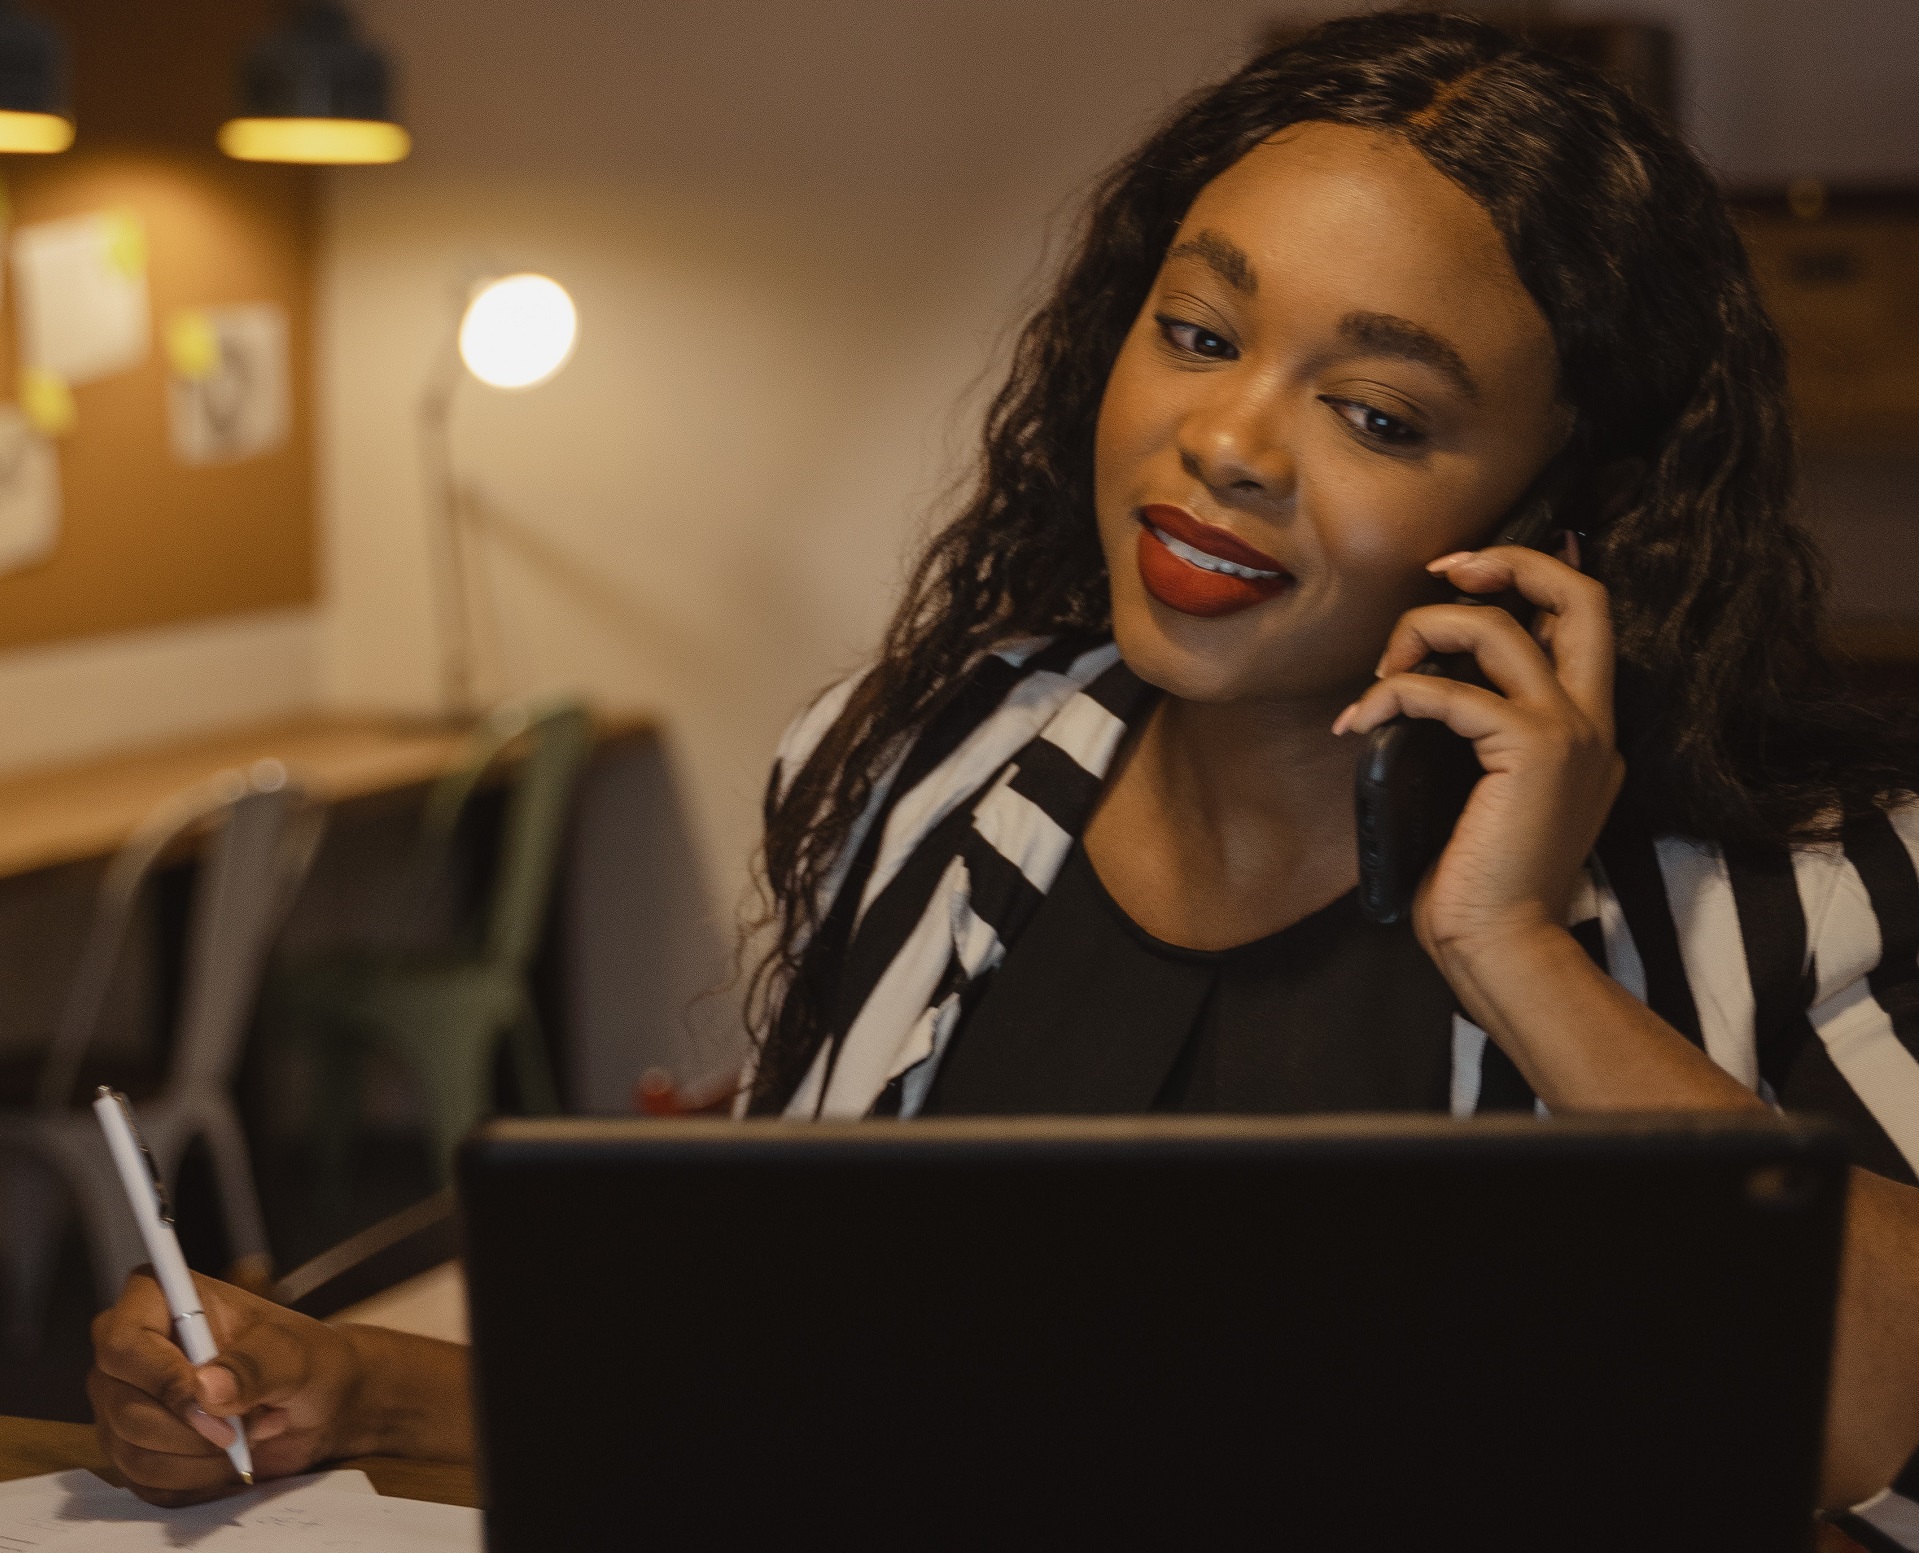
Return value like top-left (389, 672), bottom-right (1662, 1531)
top-left (0, 2), bottom-right (71, 153)
top-left (219, 1), bottom-right (409, 165)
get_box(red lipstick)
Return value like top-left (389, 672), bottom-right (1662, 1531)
top-left (1135, 504), bottom-right (1291, 619)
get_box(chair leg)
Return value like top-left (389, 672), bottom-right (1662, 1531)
top-left (308, 1030), bottom-right (365, 1213)
top-left (506, 997), bottom-right (560, 1116)
top-left (196, 1100), bottom-right (274, 1292)
top-left (406, 1031), bottom-right (503, 1184)
top-left (0, 1152), bottom-right (70, 1354)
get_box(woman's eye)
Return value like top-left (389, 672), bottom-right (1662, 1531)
top-left (1155, 316), bottom-right (1237, 361)
top-left (1322, 396), bottom-right (1425, 449)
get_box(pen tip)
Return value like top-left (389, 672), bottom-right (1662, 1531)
top-left (240, 1472), bottom-right (254, 1486)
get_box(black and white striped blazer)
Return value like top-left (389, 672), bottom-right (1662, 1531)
top-left (755, 634), bottom-right (1919, 1539)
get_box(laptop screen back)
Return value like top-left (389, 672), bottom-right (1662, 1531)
top-left (459, 1112), bottom-right (1844, 1553)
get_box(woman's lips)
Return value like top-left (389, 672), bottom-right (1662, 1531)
top-left (1134, 503), bottom-right (1292, 618)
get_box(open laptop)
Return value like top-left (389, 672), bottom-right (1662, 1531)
top-left (458, 1112), bottom-right (1846, 1552)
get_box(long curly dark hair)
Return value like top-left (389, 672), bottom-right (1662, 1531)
top-left (744, 9), bottom-right (1919, 1112)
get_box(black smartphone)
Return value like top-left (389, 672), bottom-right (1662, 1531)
top-left (1353, 459), bottom-right (1582, 925)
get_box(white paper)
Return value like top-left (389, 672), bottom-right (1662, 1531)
top-left (167, 303), bottom-right (290, 466)
top-left (0, 403), bottom-right (59, 575)
top-left (12, 211), bottom-right (150, 386)
top-left (0, 1468), bottom-right (477, 1552)
top-left (0, 1469), bottom-right (372, 1547)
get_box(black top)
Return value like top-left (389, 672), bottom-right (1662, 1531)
top-left (923, 840), bottom-right (1460, 1116)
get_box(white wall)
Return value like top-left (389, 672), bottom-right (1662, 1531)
top-left (0, 608), bottom-right (318, 779)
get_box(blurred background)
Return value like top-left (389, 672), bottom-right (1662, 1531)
top-left (0, 0), bottom-right (1914, 1420)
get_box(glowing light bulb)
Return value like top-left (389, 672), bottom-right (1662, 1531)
top-left (458, 274), bottom-right (578, 389)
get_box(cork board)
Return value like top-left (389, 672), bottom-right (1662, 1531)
top-left (0, 0), bottom-right (317, 651)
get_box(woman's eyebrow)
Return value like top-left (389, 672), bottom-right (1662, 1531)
top-left (1164, 230), bottom-right (1256, 295)
top-left (1337, 310), bottom-right (1479, 400)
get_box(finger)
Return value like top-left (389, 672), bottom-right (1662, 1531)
top-left (1374, 603), bottom-right (1563, 705)
top-left (1335, 671), bottom-right (1517, 742)
top-left (92, 1275), bottom-right (205, 1425)
top-left (104, 1434), bottom-right (247, 1498)
top-left (196, 1319), bottom-right (314, 1416)
top-left (192, 1269), bottom-right (266, 1350)
top-left (1432, 547), bottom-right (1614, 720)
top-left (87, 1368), bottom-right (223, 1457)
top-left (88, 1381), bottom-right (245, 1501)
top-left (248, 1407), bottom-right (293, 1444)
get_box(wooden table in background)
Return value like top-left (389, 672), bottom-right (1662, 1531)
top-left (0, 709), bottom-right (655, 881)
top-left (0, 1413), bottom-right (479, 1508)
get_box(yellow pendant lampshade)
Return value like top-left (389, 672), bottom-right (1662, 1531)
top-left (220, 2), bottom-right (408, 167)
top-left (218, 116), bottom-right (407, 165)
top-left (0, 3), bottom-right (72, 154)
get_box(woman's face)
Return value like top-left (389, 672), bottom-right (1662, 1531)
top-left (1095, 120), bottom-right (1570, 706)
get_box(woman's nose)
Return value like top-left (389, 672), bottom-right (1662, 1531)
top-left (1176, 382), bottom-right (1296, 503)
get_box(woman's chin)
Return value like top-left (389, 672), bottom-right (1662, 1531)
top-left (1110, 600), bottom-right (1282, 704)
top-left (1110, 592), bottom-right (1369, 710)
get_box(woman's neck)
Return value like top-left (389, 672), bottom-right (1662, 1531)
top-left (1083, 686), bottom-right (1362, 950)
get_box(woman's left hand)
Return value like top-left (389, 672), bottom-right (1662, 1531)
top-left (1332, 544), bottom-right (1624, 964)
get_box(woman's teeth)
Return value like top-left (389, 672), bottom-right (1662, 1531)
top-left (1149, 524), bottom-right (1284, 581)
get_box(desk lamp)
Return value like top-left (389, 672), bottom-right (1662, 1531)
top-left (219, 1), bottom-right (409, 166)
top-left (421, 273), bottom-right (579, 717)
top-left (0, 1), bottom-right (71, 153)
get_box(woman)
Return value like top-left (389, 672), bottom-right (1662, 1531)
top-left (88, 11), bottom-right (1919, 1533)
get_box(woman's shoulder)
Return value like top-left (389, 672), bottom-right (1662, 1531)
top-left (768, 634), bottom-right (1123, 795)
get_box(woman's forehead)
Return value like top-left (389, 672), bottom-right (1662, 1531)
top-left (1171, 121), bottom-right (1555, 377)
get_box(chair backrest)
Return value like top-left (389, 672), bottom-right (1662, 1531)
top-left (420, 697), bottom-right (592, 975)
top-left (172, 770), bottom-right (323, 1090)
top-left (36, 761), bottom-right (322, 1111)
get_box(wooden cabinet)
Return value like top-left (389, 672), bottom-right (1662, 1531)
top-left (1736, 190), bottom-right (1919, 453)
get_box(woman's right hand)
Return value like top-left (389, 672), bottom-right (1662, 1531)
top-left (88, 1268), bottom-right (368, 1505)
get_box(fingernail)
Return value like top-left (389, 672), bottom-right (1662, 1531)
top-left (187, 1405), bottom-right (235, 1447)
top-left (1426, 551), bottom-right (1475, 574)
top-left (1331, 703), bottom-right (1358, 736)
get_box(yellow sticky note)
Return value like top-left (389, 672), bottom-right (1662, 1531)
top-left (166, 309), bottom-right (220, 381)
top-left (21, 367), bottom-right (75, 437)
top-left (102, 210), bottom-right (145, 280)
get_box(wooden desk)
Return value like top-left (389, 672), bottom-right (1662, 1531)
top-left (0, 708), bottom-right (654, 881)
top-left (0, 1413), bottom-right (479, 1508)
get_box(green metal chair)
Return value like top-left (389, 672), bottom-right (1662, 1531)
top-left (266, 698), bottom-right (593, 1191)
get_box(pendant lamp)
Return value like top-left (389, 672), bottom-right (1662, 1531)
top-left (218, 1), bottom-right (409, 166)
top-left (0, 1), bottom-right (71, 154)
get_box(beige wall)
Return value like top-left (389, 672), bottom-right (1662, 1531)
top-left (315, 0), bottom-right (1324, 948)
